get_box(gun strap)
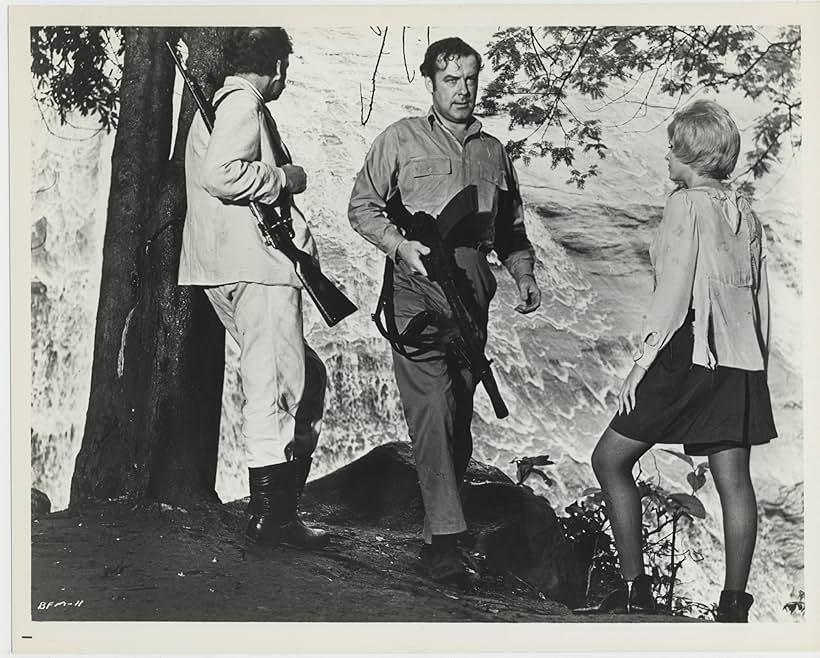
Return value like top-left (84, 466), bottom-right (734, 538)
top-left (259, 105), bottom-right (296, 218)
top-left (372, 257), bottom-right (442, 362)
top-left (213, 90), bottom-right (294, 224)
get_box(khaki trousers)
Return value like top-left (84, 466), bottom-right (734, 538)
top-left (391, 248), bottom-right (496, 542)
top-left (204, 283), bottom-right (326, 468)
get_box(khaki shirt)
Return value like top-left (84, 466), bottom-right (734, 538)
top-left (635, 186), bottom-right (770, 371)
top-left (178, 76), bottom-right (317, 287)
top-left (347, 109), bottom-right (535, 282)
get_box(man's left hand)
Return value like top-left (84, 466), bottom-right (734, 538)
top-left (514, 275), bottom-right (541, 314)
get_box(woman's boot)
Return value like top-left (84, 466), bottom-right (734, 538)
top-left (715, 590), bottom-right (754, 622)
top-left (572, 583), bottom-right (627, 614)
top-left (626, 574), bottom-right (656, 614)
top-left (572, 574), bottom-right (656, 615)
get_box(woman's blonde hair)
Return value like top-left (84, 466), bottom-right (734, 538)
top-left (667, 99), bottom-right (741, 180)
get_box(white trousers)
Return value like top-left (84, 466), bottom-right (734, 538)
top-left (204, 283), bottom-right (326, 468)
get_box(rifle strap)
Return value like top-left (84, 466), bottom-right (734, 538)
top-left (260, 105), bottom-right (295, 223)
top-left (213, 90), bottom-right (295, 223)
top-left (372, 257), bottom-right (441, 362)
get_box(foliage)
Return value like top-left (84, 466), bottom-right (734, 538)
top-left (516, 449), bottom-right (715, 616)
top-left (511, 454), bottom-right (555, 487)
top-left (480, 25), bottom-right (802, 193)
top-left (560, 489), bottom-right (622, 603)
top-left (31, 26), bottom-right (124, 131)
top-left (635, 451), bottom-right (711, 614)
top-left (783, 589), bottom-right (805, 617)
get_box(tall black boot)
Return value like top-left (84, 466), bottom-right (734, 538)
top-left (290, 456), bottom-right (330, 548)
top-left (426, 534), bottom-right (469, 588)
top-left (715, 590), bottom-right (754, 622)
top-left (245, 462), bottom-right (328, 550)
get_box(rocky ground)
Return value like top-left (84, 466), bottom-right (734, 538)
top-left (31, 443), bottom-right (697, 623)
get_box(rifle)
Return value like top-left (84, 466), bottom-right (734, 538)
top-left (385, 186), bottom-right (510, 419)
top-left (165, 42), bottom-right (357, 327)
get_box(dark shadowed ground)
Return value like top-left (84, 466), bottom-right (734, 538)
top-left (31, 444), bottom-right (699, 623)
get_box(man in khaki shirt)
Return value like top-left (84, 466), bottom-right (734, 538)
top-left (180, 27), bottom-right (328, 550)
top-left (348, 37), bottom-right (541, 585)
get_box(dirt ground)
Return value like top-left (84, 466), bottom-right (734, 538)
top-left (30, 500), bottom-right (694, 623)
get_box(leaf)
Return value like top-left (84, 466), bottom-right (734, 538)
top-left (667, 493), bottom-right (707, 519)
top-left (516, 463), bottom-right (533, 485)
top-left (484, 25), bottom-right (800, 187)
top-left (659, 449), bottom-right (694, 468)
top-left (530, 468), bottom-right (555, 487)
top-left (525, 455), bottom-right (555, 466)
top-left (686, 470), bottom-right (707, 493)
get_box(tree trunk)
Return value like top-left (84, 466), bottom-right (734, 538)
top-left (70, 27), bottom-right (228, 507)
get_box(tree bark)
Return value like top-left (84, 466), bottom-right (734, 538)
top-left (71, 27), bottom-right (228, 507)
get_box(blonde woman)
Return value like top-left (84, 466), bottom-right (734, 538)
top-left (586, 100), bottom-right (777, 621)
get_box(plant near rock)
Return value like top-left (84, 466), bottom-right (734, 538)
top-left (783, 590), bottom-right (805, 617)
top-left (512, 455), bottom-right (621, 602)
top-left (513, 450), bottom-right (714, 615)
top-left (511, 454), bottom-right (556, 488)
top-left (560, 489), bottom-right (621, 604)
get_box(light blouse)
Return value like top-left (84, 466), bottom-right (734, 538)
top-left (634, 185), bottom-right (770, 372)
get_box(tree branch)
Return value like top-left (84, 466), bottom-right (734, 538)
top-left (704, 37), bottom-right (801, 89)
top-left (31, 85), bottom-right (106, 142)
top-left (402, 27), bottom-right (415, 83)
top-left (360, 27), bottom-right (389, 126)
top-left (733, 104), bottom-right (800, 178)
top-left (538, 28), bottom-right (596, 139)
top-left (529, 27), bottom-right (558, 69)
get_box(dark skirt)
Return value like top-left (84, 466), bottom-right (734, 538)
top-left (609, 311), bottom-right (777, 456)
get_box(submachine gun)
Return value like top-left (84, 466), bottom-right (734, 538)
top-left (376, 186), bottom-right (509, 419)
top-left (166, 42), bottom-right (357, 327)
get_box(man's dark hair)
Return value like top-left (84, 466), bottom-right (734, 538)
top-left (419, 37), bottom-right (482, 80)
top-left (223, 27), bottom-right (293, 76)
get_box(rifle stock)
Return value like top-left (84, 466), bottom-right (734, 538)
top-left (386, 188), bottom-right (510, 419)
top-left (166, 41), bottom-right (357, 327)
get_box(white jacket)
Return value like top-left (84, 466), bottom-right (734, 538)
top-left (178, 76), bottom-right (317, 287)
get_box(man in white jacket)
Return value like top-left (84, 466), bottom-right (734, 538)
top-left (179, 27), bottom-right (328, 549)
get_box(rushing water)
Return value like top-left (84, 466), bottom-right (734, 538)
top-left (30, 26), bottom-right (803, 621)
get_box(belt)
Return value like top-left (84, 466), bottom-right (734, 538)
top-left (453, 241), bottom-right (493, 254)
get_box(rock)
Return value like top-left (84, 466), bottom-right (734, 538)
top-left (305, 441), bottom-right (424, 527)
top-left (31, 487), bottom-right (51, 519)
top-left (465, 481), bottom-right (581, 607)
top-left (305, 441), bottom-right (580, 606)
top-left (305, 441), bottom-right (512, 527)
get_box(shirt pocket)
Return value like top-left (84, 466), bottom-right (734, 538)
top-left (710, 231), bottom-right (753, 287)
top-left (478, 163), bottom-right (508, 214)
top-left (707, 276), bottom-right (759, 364)
top-left (409, 156), bottom-right (452, 178)
top-left (479, 163), bottom-right (508, 190)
